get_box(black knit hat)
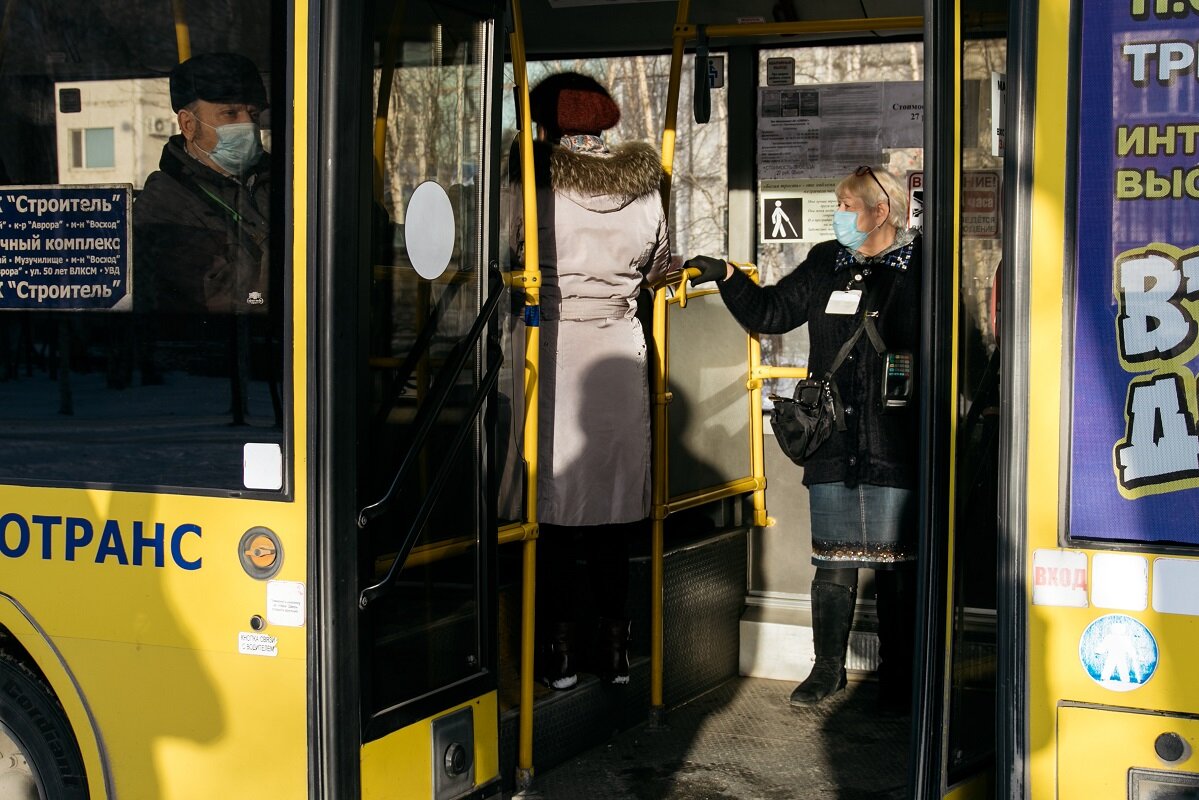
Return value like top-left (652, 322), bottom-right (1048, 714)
top-left (170, 53), bottom-right (268, 112)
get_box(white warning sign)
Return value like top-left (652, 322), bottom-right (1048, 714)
top-left (759, 179), bottom-right (838, 243)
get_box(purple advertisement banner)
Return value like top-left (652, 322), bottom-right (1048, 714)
top-left (1070, 1), bottom-right (1199, 545)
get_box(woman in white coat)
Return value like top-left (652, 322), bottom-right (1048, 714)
top-left (512, 72), bottom-right (675, 689)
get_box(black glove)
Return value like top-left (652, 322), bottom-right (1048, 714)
top-left (683, 255), bottom-right (729, 285)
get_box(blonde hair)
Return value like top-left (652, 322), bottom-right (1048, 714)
top-left (835, 167), bottom-right (908, 230)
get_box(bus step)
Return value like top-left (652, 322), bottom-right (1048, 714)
top-left (497, 527), bottom-right (749, 790)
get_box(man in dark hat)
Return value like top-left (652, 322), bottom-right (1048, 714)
top-left (132, 53), bottom-right (275, 420)
top-left (134, 52), bottom-right (270, 316)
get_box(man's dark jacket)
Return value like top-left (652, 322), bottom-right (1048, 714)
top-left (133, 134), bottom-right (270, 315)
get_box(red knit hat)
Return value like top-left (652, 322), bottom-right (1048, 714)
top-left (529, 72), bottom-right (620, 136)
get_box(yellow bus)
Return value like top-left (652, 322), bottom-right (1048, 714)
top-left (1, 0), bottom-right (1197, 798)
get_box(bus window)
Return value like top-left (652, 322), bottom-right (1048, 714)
top-left (0, 2), bottom-right (286, 494)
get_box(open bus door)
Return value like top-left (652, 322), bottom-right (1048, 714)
top-left (314, 0), bottom-right (506, 796)
top-left (658, 5), bottom-right (1007, 796)
top-left (654, 5), bottom-right (1006, 796)
top-left (911, 1), bottom-right (1012, 797)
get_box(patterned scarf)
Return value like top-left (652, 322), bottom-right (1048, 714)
top-left (558, 134), bottom-right (608, 154)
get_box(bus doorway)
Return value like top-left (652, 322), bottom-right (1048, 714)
top-left (315, 0), bottom-right (507, 795)
top-left (499, 3), bottom-right (1009, 797)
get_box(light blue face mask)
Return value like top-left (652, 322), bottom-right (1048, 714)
top-left (193, 119), bottom-right (263, 175)
top-left (833, 210), bottom-right (869, 251)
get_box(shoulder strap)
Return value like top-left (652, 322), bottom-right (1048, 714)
top-left (825, 269), bottom-right (906, 379)
top-left (824, 322), bottom-right (868, 380)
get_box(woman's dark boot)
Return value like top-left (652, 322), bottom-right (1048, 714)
top-left (790, 581), bottom-right (856, 706)
top-left (597, 617), bottom-right (631, 685)
top-left (875, 569), bottom-right (916, 714)
top-left (540, 621), bottom-right (578, 690)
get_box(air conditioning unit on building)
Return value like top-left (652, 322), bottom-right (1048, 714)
top-left (148, 116), bottom-right (176, 137)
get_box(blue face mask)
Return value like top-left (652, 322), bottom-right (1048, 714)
top-left (833, 210), bottom-right (869, 251)
top-left (194, 119), bottom-right (263, 175)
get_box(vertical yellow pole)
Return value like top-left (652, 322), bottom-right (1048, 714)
top-left (659, 0), bottom-right (691, 206)
top-left (747, 332), bottom-right (768, 527)
top-left (650, 286), bottom-right (669, 723)
top-left (171, 0), bottom-right (191, 62)
top-left (649, 0), bottom-right (691, 725)
top-left (510, 0), bottom-right (542, 790)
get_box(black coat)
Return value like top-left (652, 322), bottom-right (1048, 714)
top-left (718, 236), bottom-right (921, 488)
top-left (133, 135), bottom-right (270, 315)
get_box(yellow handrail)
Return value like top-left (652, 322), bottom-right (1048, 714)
top-left (646, 0), bottom-right (693, 729)
top-left (171, 0), bottom-right (191, 63)
top-left (509, 0), bottom-right (542, 789)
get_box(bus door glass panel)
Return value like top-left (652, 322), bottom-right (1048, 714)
top-left (0, 0), bottom-right (287, 494)
top-left (360, 0), bottom-right (492, 716)
top-left (946, 25), bottom-right (1006, 782)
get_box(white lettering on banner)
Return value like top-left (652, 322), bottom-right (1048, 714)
top-left (1115, 250), bottom-right (1199, 367)
top-left (1114, 372), bottom-right (1199, 489)
top-left (10, 195), bottom-right (113, 215)
top-left (1123, 40), bottom-right (1199, 85)
top-left (1110, 243), bottom-right (1199, 497)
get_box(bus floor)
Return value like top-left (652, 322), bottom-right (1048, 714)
top-left (520, 674), bottom-right (910, 800)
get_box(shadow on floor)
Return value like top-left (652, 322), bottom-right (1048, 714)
top-left (524, 676), bottom-right (910, 800)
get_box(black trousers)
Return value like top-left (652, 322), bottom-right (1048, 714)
top-left (537, 521), bottom-right (634, 624)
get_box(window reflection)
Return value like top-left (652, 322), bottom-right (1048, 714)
top-left (0, 3), bottom-right (285, 493)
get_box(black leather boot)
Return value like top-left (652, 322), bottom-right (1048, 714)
top-left (540, 622), bottom-right (578, 690)
top-left (875, 569), bottom-right (916, 714)
top-left (790, 581), bottom-right (856, 706)
top-left (597, 617), bottom-right (631, 685)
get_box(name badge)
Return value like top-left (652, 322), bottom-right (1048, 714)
top-left (825, 289), bottom-right (862, 315)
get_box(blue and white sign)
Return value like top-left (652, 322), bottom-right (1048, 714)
top-left (1079, 613), bottom-right (1158, 692)
top-left (0, 184), bottom-right (131, 311)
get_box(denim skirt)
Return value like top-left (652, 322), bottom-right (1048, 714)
top-left (807, 483), bottom-right (917, 570)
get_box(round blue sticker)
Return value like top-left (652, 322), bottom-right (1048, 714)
top-left (1079, 614), bottom-right (1158, 692)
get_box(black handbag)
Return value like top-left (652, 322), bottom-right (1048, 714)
top-left (768, 278), bottom-right (897, 466)
top-left (769, 330), bottom-right (860, 465)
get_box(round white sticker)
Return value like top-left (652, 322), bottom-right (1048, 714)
top-left (1079, 613), bottom-right (1158, 692)
top-left (404, 181), bottom-right (456, 280)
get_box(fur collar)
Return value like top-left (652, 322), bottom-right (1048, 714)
top-left (549, 140), bottom-right (662, 199)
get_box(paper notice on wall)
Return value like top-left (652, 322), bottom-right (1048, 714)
top-left (757, 82), bottom-right (923, 180)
